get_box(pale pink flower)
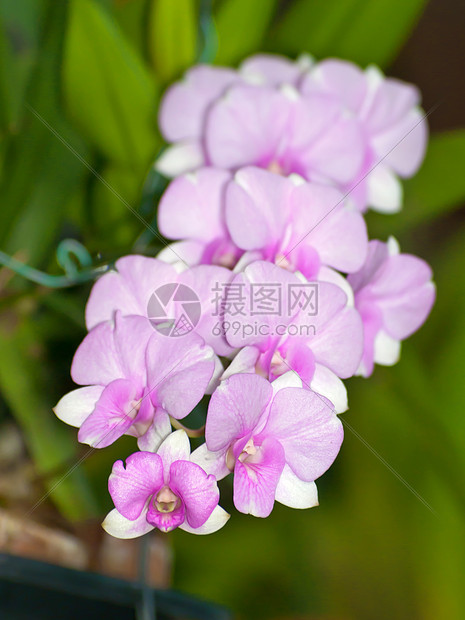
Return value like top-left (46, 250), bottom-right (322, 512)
top-left (85, 254), bottom-right (234, 356)
top-left (223, 261), bottom-right (363, 397)
top-left (347, 237), bottom-right (436, 376)
top-left (54, 314), bottom-right (216, 449)
top-left (301, 60), bottom-right (428, 212)
top-left (197, 372), bottom-right (343, 517)
top-left (157, 54), bottom-right (314, 176)
top-left (157, 56), bottom-right (366, 188)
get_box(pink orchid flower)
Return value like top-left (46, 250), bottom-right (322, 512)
top-left (85, 254), bottom-right (233, 356)
top-left (156, 54), bottom-right (314, 176)
top-left (225, 167), bottom-right (368, 276)
top-left (204, 83), bottom-right (365, 186)
top-left (157, 58), bottom-right (366, 188)
top-left (347, 237), bottom-right (436, 376)
top-left (301, 59), bottom-right (428, 212)
top-left (222, 261), bottom-right (363, 400)
top-left (103, 430), bottom-right (229, 537)
top-left (158, 166), bottom-right (368, 275)
top-left (197, 372), bottom-right (343, 518)
top-left (54, 314), bottom-right (216, 449)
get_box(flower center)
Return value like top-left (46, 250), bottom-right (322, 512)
top-left (269, 350), bottom-right (288, 379)
top-left (268, 160), bottom-right (285, 175)
top-left (238, 438), bottom-right (257, 463)
top-left (154, 486), bottom-right (180, 514)
top-left (274, 253), bottom-right (294, 272)
top-left (126, 398), bottom-right (142, 419)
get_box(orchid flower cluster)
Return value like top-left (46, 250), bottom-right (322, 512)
top-left (54, 55), bottom-right (435, 539)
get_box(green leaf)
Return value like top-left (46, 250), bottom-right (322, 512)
top-left (0, 1), bottom-right (86, 264)
top-left (215, 0), bottom-right (278, 65)
top-left (63, 0), bottom-right (158, 169)
top-left (90, 162), bottom-right (142, 250)
top-left (272, 0), bottom-right (427, 68)
top-left (4, 124), bottom-right (87, 266)
top-left (0, 17), bottom-right (16, 132)
top-left (114, 0), bottom-right (150, 58)
top-left (148, 0), bottom-right (198, 82)
top-left (367, 131), bottom-right (465, 236)
top-left (402, 130), bottom-right (465, 226)
top-left (0, 320), bottom-right (99, 521)
top-left (0, 0), bottom-right (47, 130)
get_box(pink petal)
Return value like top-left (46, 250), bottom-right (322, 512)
top-left (309, 304), bottom-right (364, 378)
top-left (112, 314), bottom-right (155, 381)
top-left (290, 183), bottom-right (368, 273)
top-left (159, 65), bottom-right (237, 142)
top-left (369, 254), bottom-right (435, 340)
top-left (276, 340), bottom-right (315, 385)
top-left (285, 92), bottom-right (352, 174)
top-left (362, 74), bottom-right (420, 135)
top-left (158, 168), bottom-right (231, 244)
top-left (225, 167), bottom-right (291, 252)
top-left (205, 84), bottom-right (290, 170)
top-left (169, 460), bottom-right (220, 528)
top-left (291, 280), bottom-right (363, 379)
top-left (262, 387), bottom-right (343, 482)
top-left (240, 53), bottom-right (306, 86)
top-left (356, 302), bottom-right (383, 377)
top-left (300, 111), bottom-right (366, 184)
top-left (371, 107), bottom-right (428, 177)
top-left (179, 265), bottom-right (235, 356)
top-left (146, 332), bottom-right (215, 420)
top-left (85, 256), bottom-right (177, 330)
top-left (206, 373), bottom-right (273, 452)
top-left (108, 452), bottom-right (164, 520)
top-left (233, 436), bottom-right (285, 517)
top-left (301, 59), bottom-right (367, 112)
top-left (71, 321), bottom-right (123, 386)
top-left (347, 240), bottom-right (391, 292)
top-left (224, 261), bottom-right (300, 350)
top-left (78, 379), bottom-right (143, 448)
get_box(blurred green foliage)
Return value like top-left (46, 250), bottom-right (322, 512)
top-left (272, 0), bottom-right (428, 68)
top-left (0, 0), bottom-right (464, 618)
